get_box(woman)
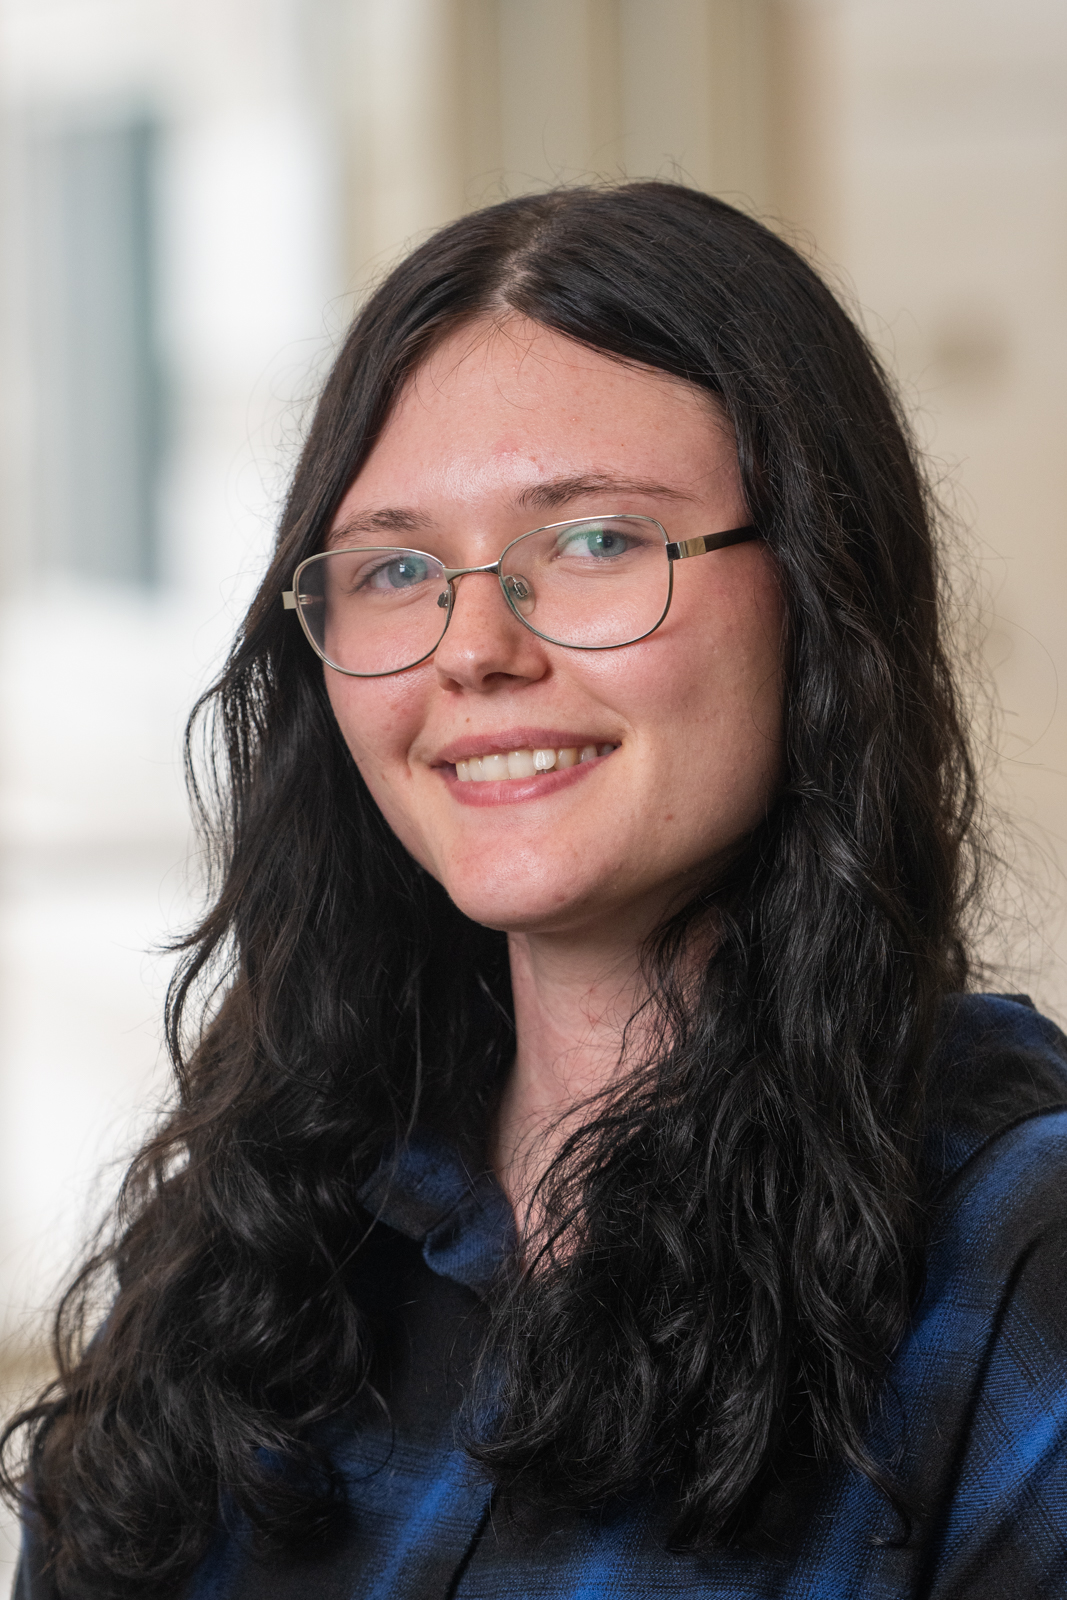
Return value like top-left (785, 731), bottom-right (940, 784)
top-left (7, 182), bottom-right (1067, 1599)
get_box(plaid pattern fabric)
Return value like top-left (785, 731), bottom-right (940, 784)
top-left (16, 995), bottom-right (1067, 1598)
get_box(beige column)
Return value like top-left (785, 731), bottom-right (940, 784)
top-left (341, 0), bottom-right (468, 282)
top-left (495, 0), bottom-right (622, 185)
top-left (619, 0), bottom-right (772, 208)
top-left (339, 0), bottom-right (782, 285)
top-left (756, 0), bottom-right (1067, 1020)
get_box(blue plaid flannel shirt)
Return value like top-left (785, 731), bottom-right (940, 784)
top-left (16, 994), bottom-right (1067, 1598)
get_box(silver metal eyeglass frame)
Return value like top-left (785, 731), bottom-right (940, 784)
top-left (281, 513), bottom-right (759, 678)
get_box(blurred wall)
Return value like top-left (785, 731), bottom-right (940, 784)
top-left (781, 0), bottom-right (1067, 1011)
top-left (335, 0), bottom-right (774, 275)
top-left (0, 7), bottom-right (346, 1545)
top-left (0, 0), bottom-right (1065, 1578)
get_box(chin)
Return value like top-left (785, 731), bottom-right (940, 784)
top-left (441, 878), bottom-right (587, 934)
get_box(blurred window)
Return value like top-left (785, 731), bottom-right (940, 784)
top-left (26, 111), bottom-right (164, 587)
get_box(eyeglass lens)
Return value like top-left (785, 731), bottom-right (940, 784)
top-left (294, 515), bottom-right (671, 676)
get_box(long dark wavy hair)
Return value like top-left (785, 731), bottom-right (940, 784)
top-left (2, 183), bottom-right (981, 1596)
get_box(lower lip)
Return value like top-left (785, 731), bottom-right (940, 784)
top-left (439, 749), bottom-right (614, 806)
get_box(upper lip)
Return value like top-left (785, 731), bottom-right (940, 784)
top-left (431, 730), bottom-right (618, 766)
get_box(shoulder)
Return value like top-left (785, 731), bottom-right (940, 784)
top-left (884, 998), bottom-right (1067, 1592)
top-left (918, 993), bottom-right (1067, 1331)
top-left (11, 1508), bottom-right (60, 1600)
top-left (926, 991), bottom-right (1067, 1204)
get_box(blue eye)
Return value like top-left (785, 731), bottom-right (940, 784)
top-left (559, 525), bottom-right (634, 559)
top-left (367, 554), bottom-right (432, 591)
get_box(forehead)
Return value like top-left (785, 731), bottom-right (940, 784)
top-left (344, 317), bottom-right (737, 511)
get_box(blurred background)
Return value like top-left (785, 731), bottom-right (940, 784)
top-left (0, 0), bottom-right (1065, 1581)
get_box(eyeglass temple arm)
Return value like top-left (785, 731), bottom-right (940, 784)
top-left (665, 525), bottom-right (758, 562)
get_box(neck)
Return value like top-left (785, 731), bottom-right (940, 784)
top-left (493, 914), bottom-right (655, 1222)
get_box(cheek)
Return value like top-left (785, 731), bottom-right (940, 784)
top-left (325, 670), bottom-right (423, 769)
top-left (633, 594), bottom-right (782, 734)
top-left (323, 672), bottom-right (439, 867)
top-left (631, 570), bottom-right (784, 818)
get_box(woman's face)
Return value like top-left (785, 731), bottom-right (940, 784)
top-left (324, 318), bottom-right (785, 943)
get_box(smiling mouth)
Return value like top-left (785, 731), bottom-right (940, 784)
top-left (455, 743), bottom-right (617, 782)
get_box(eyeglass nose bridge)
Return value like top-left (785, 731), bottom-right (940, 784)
top-left (434, 557), bottom-right (514, 609)
top-left (434, 562), bottom-right (536, 638)
top-left (439, 558), bottom-right (502, 583)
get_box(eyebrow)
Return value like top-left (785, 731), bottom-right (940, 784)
top-left (330, 475), bottom-right (695, 542)
top-left (514, 473), bottom-right (696, 512)
top-left (330, 506), bottom-right (435, 541)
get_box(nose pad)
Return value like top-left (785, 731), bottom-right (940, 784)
top-left (436, 590), bottom-right (449, 610)
top-left (503, 572), bottom-right (535, 617)
top-left (432, 568), bottom-right (546, 687)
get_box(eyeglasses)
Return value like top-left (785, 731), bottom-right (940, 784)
top-left (282, 513), bottom-right (758, 678)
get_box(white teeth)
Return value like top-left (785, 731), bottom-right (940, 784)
top-left (507, 749), bottom-right (537, 778)
top-left (454, 744), bottom-right (615, 781)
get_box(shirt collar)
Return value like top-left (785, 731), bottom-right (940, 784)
top-left (358, 995), bottom-right (1067, 1291)
top-left (358, 1129), bottom-right (516, 1296)
top-left (924, 992), bottom-right (1067, 1190)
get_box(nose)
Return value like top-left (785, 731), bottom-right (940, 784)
top-left (432, 570), bottom-right (548, 692)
